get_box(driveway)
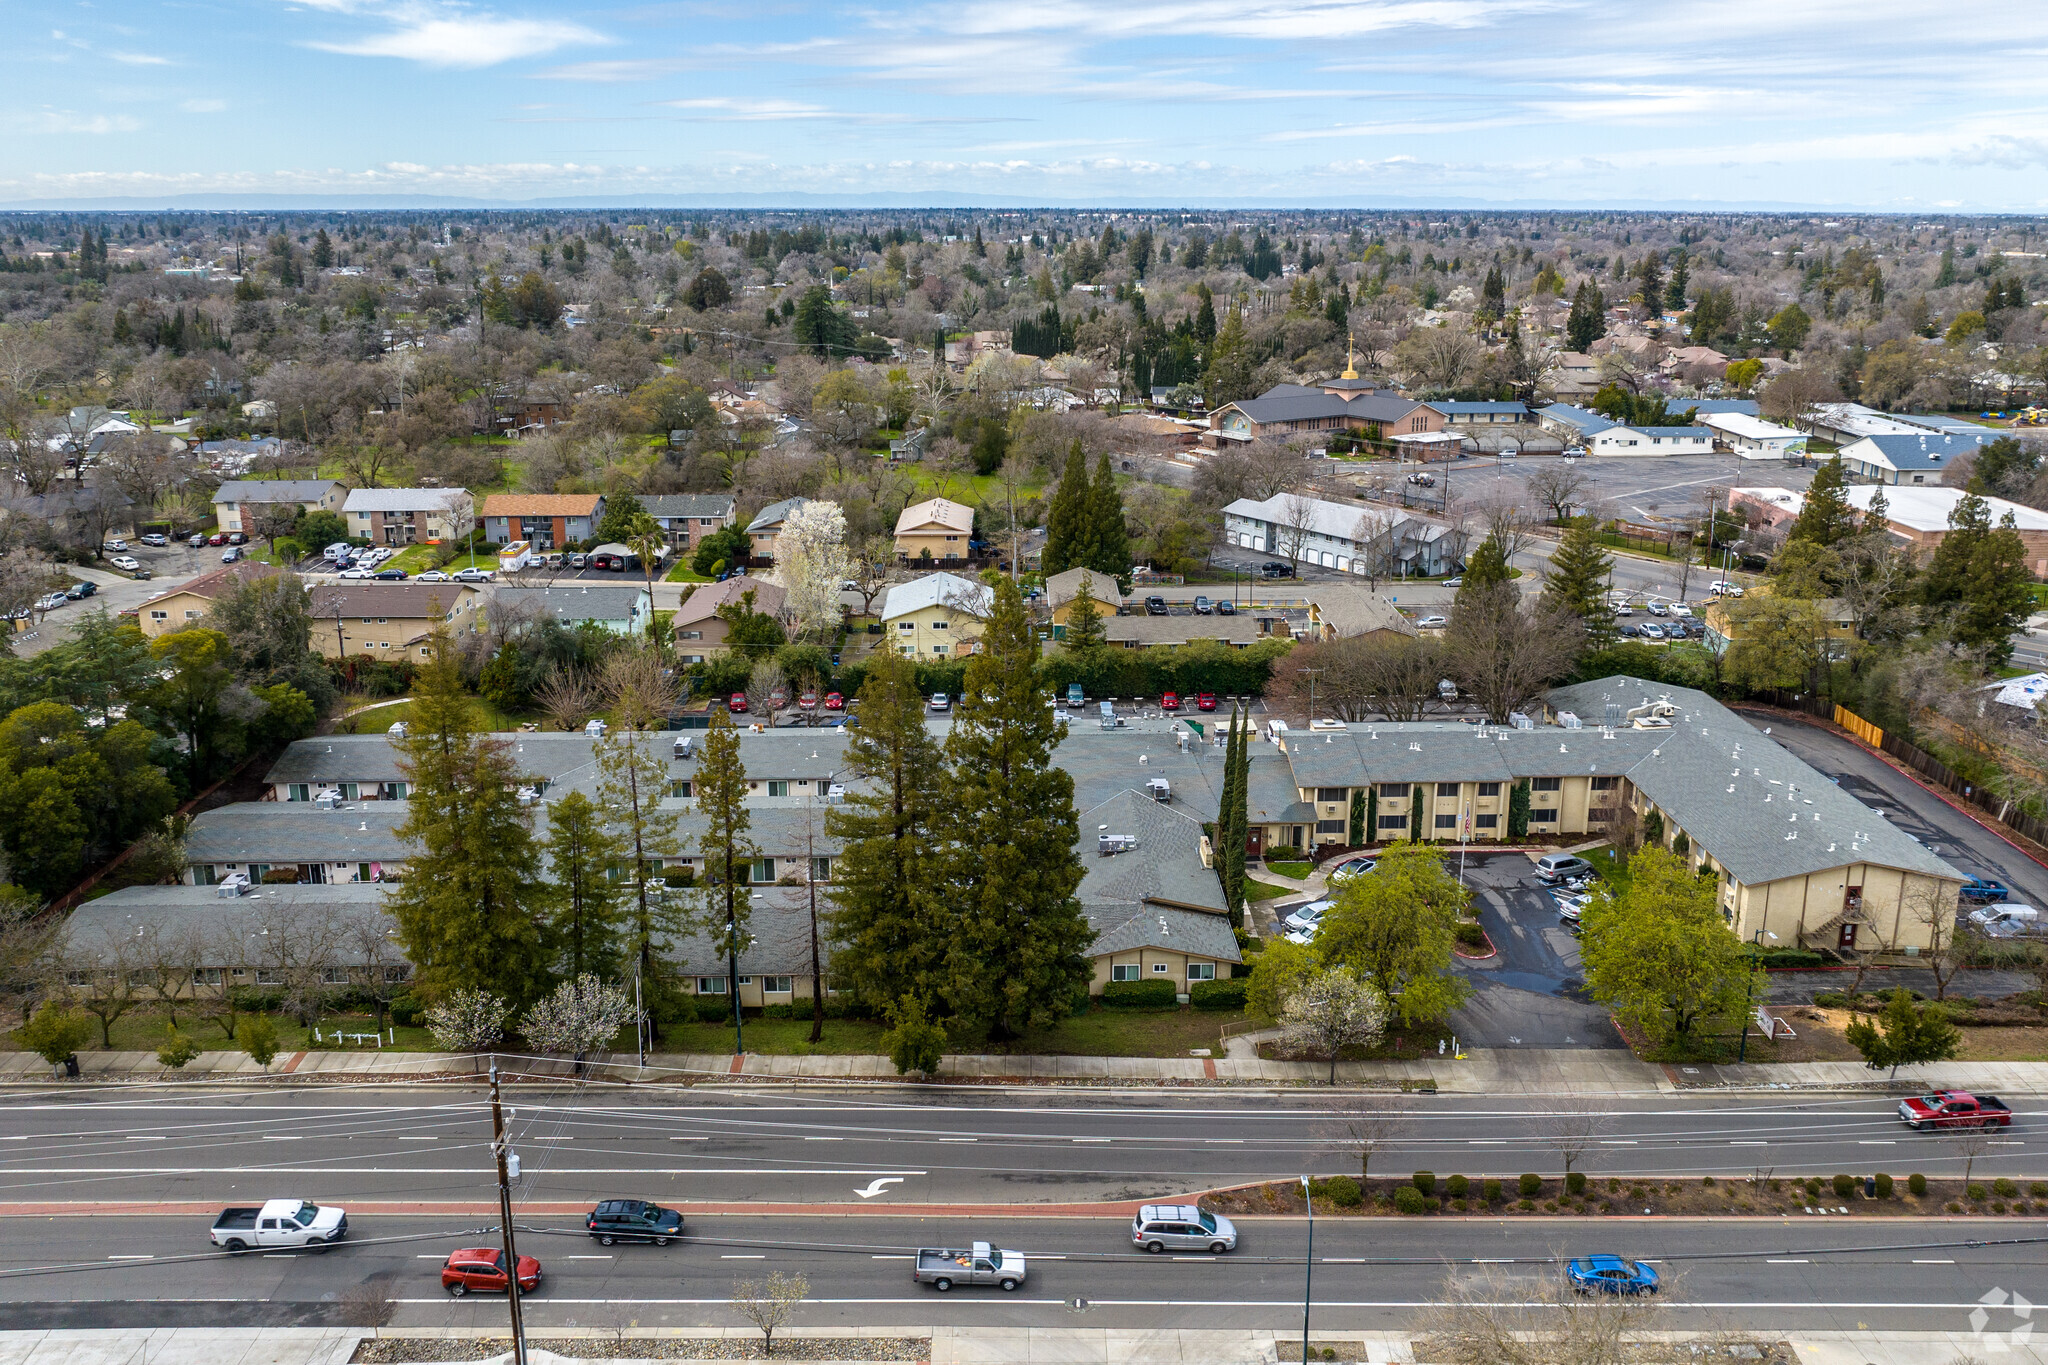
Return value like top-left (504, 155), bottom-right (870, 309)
top-left (15, 539), bottom-right (218, 656)
top-left (1449, 851), bottom-right (1624, 1050)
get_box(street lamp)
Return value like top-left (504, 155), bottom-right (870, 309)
top-left (1300, 1174), bottom-right (1315, 1365)
top-left (1298, 668), bottom-right (1323, 727)
top-left (1736, 929), bottom-right (1778, 1062)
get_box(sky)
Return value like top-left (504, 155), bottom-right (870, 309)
top-left (7, 0), bottom-right (2048, 209)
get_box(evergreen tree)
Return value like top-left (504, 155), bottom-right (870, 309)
top-left (541, 789), bottom-right (629, 981)
top-left (1061, 579), bottom-right (1106, 652)
top-left (1193, 285), bottom-right (1217, 344)
top-left (1922, 494), bottom-right (2034, 660)
top-left (596, 722), bottom-right (685, 1001)
top-left (1454, 535), bottom-right (1511, 614)
top-left (1788, 456), bottom-right (1857, 548)
top-left (1041, 443), bottom-right (1090, 577)
top-left (1566, 280), bottom-right (1607, 352)
top-left (1935, 247), bottom-right (1957, 288)
top-left (1635, 252), bottom-right (1664, 312)
top-left (1409, 784), bottom-right (1425, 841)
top-left (1863, 484), bottom-right (1890, 535)
top-left (1478, 265), bottom-right (1506, 323)
top-left (1537, 518), bottom-right (1614, 638)
top-left (1665, 251), bottom-right (1689, 310)
top-left (1845, 987), bottom-right (1962, 1079)
top-left (693, 707), bottom-right (757, 1025)
top-left (1087, 451), bottom-right (1130, 577)
top-left (1215, 707), bottom-right (1247, 927)
top-left (312, 228), bottom-right (333, 268)
top-left (937, 580), bottom-right (1093, 1038)
top-left (827, 650), bottom-right (951, 1011)
top-left (387, 629), bottom-right (550, 1006)
top-left (1508, 779), bottom-right (1531, 838)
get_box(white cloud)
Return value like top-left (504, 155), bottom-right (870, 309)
top-left (660, 97), bottom-right (835, 120)
top-left (305, 6), bottom-right (609, 68)
top-left (7, 110), bottom-right (142, 135)
top-left (111, 52), bottom-right (173, 66)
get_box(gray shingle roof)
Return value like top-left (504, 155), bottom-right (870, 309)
top-left (491, 585), bottom-right (648, 622)
top-left (1077, 790), bottom-right (1228, 914)
top-left (638, 494), bottom-right (735, 520)
top-left (62, 884), bottom-right (398, 967)
top-left (212, 480), bottom-right (343, 504)
top-left (1539, 404), bottom-right (1619, 435)
top-left (747, 497), bottom-right (806, 533)
top-left (185, 804), bottom-right (412, 866)
top-left (1085, 904), bottom-right (1241, 963)
top-left (1102, 616), bottom-right (1264, 646)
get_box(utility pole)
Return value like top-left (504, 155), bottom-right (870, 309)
top-left (488, 1064), bottom-right (529, 1365)
top-left (1299, 1175), bottom-right (1315, 1365)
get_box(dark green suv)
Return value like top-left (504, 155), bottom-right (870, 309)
top-left (586, 1199), bottom-right (684, 1246)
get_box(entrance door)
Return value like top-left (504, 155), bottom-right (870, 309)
top-left (1246, 827), bottom-right (1264, 857)
top-left (1838, 922), bottom-right (1858, 950)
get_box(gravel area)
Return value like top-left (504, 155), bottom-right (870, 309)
top-left (352, 1337), bottom-right (928, 1362)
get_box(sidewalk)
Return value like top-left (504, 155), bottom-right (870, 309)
top-left (1696, 1057), bottom-right (2048, 1091)
top-left (0, 1327), bottom-right (2037, 1365)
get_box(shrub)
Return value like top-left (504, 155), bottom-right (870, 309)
top-left (1757, 949), bottom-right (1826, 968)
top-left (157, 1028), bottom-right (201, 1070)
top-left (1482, 1178), bottom-right (1503, 1204)
top-left (1413, 1170), bottom-right (1436, 1195)
top-left (1517, 1198), bottom-right (1535, 1211)
top-left (1701, 1175), bottom-right (1715, 1186)
top-left (1995, 1177), bottom-right (2019, 1199)
top-left (1450, 1198), bottom-right (1467, 1212)
top-left (1446, 1175), bottom-right (1470, 1199)
top-left (1518, 1173), bottom-right (1542, 1198)
top-left (1812, 990), bottom-right (1852, 1009)
top-left (2031, 1182), bottom-right (2048, 1198)
top-left (1832, 1173), bottom-right (1856, 1200)
top-left (236, 1015), bottom-right (279, 1068)
top-left (1392, 1185), bottom-right (1427, 1215)
top-left (389, 994), bottom-right (425, 1028)
top-left (1264, 845), bottom-right (1303, 862)
top-left (19, 1002), bottom-right (94, 1064)
top-left (1947, 1201), bottom-right (1963, 1212)
top-left (1993, 1201), bottom-right (2008, 1213)
top-left (1875, 1173), bottom-right (1895, 1200)
top-left (1968, 1183), bottom-right (1988, 1202)
top-left (1454, 922), bottom-right (1487, 948)
top-left (661, 868), bottom-right (697, 887)
top-left (1566, 1171), bottom-right (1587, 1197)
top-left (1325, 1176), bottom-right (1362, 1207)
top-left (1100, 979), bottom-right (1179, 1009)
top-left (1189, 978), bottom-right (1249, 1011)
top-left (1804, 1177), bottom-right (1823, 1199)
top-left (1910, 1173), bottom-right (1928, 1196)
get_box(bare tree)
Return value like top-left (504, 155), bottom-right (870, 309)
top-left (730, 1271), bottom-right (809, 1357)
top-left (1273, 634), bottom-right (1449, 722)
top-left (63, 926), bottom-right (145, 1048)
top-left (254, 901), bottom-right (348, 1027)
top-left (1274, 490), bottom-right (1321, 570)
top-left (1759, 367), bottom-right (1842, 429)
top-left (535, 667), bottom-right (599, 733)
top-left (1545, 1099), bottom-right (1604, 1182)
top-left (1445, 585), bottom-right (1584, 723)
top-left (1469, 494), bottom-right (1536, 566)
top-left (1415, 1263), bottom-right (1667, 1365)
top-left (601, 648), bottom-right (681, 727)
top-left (1909, 879), bottom-right (1970, 1002)
top-left (745, 657), bottom-right (789, 721)
top-left (1951, 1124), bottom-right (1994, 1188)
top-left (1319, 1092), bottom-right (1413, 1184)
top-left (1524, 463), bottom-right (1591, 526)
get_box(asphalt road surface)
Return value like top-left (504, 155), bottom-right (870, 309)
top-left (1, 1088), bottom-right (2042, 1211)
top-left (0, 1211), bottom-right (2035, 1333)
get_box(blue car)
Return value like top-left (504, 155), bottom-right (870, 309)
top-left (1566, 1255), bottom-right (1659, 1296)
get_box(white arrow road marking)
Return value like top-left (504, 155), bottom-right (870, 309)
top-left (855, 1177), bottom-right (906, 1199)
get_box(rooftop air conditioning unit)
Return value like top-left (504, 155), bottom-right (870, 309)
top-left (1558, 711), bottom-right (1583, 730)
top-left (1146, 778), bottom-right (1171, 803)
top-left (672, 736), bottom-right (695, 760)
top-left (1098, 833), bottom-right (1138, 857)
top-left (1509, 712), bottom-right (1535, 730)
top-left (215, 872), bottom-right (251, 898)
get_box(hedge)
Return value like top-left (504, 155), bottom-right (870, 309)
top-left (1758, 949), bottom-right (1826, 969)
top-left (1100, 979), bottom-right (1179, 1009)
top-left (1392, 1186), bottom-right (1427, 1215)
top-left (1189, 978), bottom-right (1248, 1010)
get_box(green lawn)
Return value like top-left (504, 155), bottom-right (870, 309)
top-left (657, 1016), bottom-right (888, 1056)
top-left (1582, 844), bottom-right (1630, 893)
top-left (665, 561), bottom-right (713, 583)
top-left (1265, 860), bottom-right (1312, 879)
top-left (1245, 879), bottom-right (1295, 901)
top-left (0, 1008), bottom-right (436, 1056)
top-left (654, 1006), bottom-right (1250, 1058)
top-left (331, 696), bottom-right (534, 734)
top-left (907, 468), bottom-right (1049, 507)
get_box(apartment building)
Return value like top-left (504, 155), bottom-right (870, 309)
top-left (343, 488), bottom-right (476, 546)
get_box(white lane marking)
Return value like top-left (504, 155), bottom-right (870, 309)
top-left (1767, 1259), bottom-right (1810, 1264)
top-left (804, 1137), bottom-right (843, 1142)
top-left (1731, 1141), bottom-right (1769, 1146)
top-left (670, 1137), bottom-right (709, 1141)
top-left (720, 1254), bottom-right (765, 1259)
top-left (1204, 1139), bottom-right (1243, 1144)
top-left (415, 1255), bottom-right (444, 1259)
top-left (0, 1137), bottom-right (24, 1141)
top-left (261, 1137), bottom-right (302, 1142)
top-left (1914, 1260), bottom-right (1955, 1264)
top-left (1990, 1140), bottom-right (2025, 1145)
top-left (1600, 1140), bottom-right (1637, 1145)
top-left (938, 1138), bottom-right (977, 1143)
top-left (1858, 1140), bottom-right (1896, 1145)
top-left (855, 1177), bottom-right (905, 1199)
top-left (262, 1254), bottom-right (299, 1259)
top-left (1172, 1256), bottom-right (1218, 1261)
top-left (1072, 1138), bottom-right (1111, 1144)
top-left (529, 1137), bottom-right (573, 1142)
top-left (1323, 1258), bottom-right (1366, 1264)
top-left (871, 1255), bottom-right (911, 1260)
top-left (1468, 1140), bottom-right (1506, 1145)
top-left (565, 1255), bottom-right (613, 1260)
top-left (398, 1137), bottom-right (437, 1141)
top-left (0, 1167), bottom-right (930, 1176)
top-left (107, 1254), bottom-right (154, 1260)
top-left (123, 1137), bottom-right (165, 1142)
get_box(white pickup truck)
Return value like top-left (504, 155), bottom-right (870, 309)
top-left (211, 1199), bottom-right (348, 1252)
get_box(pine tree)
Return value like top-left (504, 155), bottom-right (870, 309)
top-left (1061, 579), bottom-right (1106, 652)
top-left (1935, 247), bottom-right (1956, 288)
top-left (1665, 251), bottom-right (1689, 310)
top-left (1537, 518), bottom-right (1614, 637)
top-left (1923, 495), bottom-right (2034, 660)
top-left (1087, 451), bottom-right (1129, 577)
top-left (1635, 252), bottom-right (1664, 312)
top-left (1409, 785), bottom-right (1425, 842)
top-left (1478, 264), bottom-right (1506, 322)
top-left (596, 724), bottom-right (685, 1000)
top-left (826, 650), bottom-right (951, 1011)
top-left (312, 228), bottom-right (333, 269)
top-left (387, 629), bottom-right (550, 1006)
top-left (1566, 280), bottom-right (1607, 352)
top-left (693, 707), bottom-right (757, 1025)
top-left (1193, 285), bottom-right (1217, 344)
top-left (1454, 536), bottom-right (1511, 614)
top-left (541, 789), bottom-right (629, 981)
top-left (1041, 443), bottom-right (1090, 577)
top-left (1863, 485), bottom-right (1890, 535)
top-left (938, 580), bottom-right (1092, 1038)
top-left (1789, 456), bottom-right (1857, 548)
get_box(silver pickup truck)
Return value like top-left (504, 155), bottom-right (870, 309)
top-left (913, 1241), bottom-right (1026, 1291)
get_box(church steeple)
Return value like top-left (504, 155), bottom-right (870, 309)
top-left (1342, 330), bottom-right (1359, 380)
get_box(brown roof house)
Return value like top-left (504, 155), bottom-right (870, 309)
top-left (1044, 568), bottom-right (1124, 626)
top-left (669, 578), bottom-right (789, 664)
top-left (893, 497), bottom-right (976, 563)
top-left (135, 561), bottom-right (282, 639)
top-left (480, 494), bottom-right (604, 551)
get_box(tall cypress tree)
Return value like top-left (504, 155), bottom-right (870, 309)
top-left (1226, 708), bottom-right (1250, 928)
top-left (1566, 279), bottom-right (1607, 352)
top-left (1041, 443), bottom-right (1089, 576)
top-left (1453, 535), bottom-right (1511, 614)
top-left (387, 628), bottom-right (550, 1006)
top-left (1214, 707), bottom-right (1244, 924)
top-left (1087, 451), bottom-right (1129, 577)
top-left (827, 650), bottom-right (951, 1012)
top-left (938, 579), bottom-right (1092, 1039)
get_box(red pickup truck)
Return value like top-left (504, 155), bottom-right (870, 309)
top-left (1897, 1090), bottom-right (2013, 1130)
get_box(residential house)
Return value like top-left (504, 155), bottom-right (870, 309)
top-left (668, 578), bottom-right (789, 664)
top-left (1221, 492), bottom-right (1468, 578)
top-left (1837, 431), bottom-right (1999, 486)
top-left (745, 497), bottom-right (806, 562)
top-left (490, 584), bottom-right (651, 637)
top-left (1700, 413), bottom-right (1809, 459)
top-left (1586, 425), bottom-right (1716, 457)
top-left (893, 497), bottom-right (977, 563)
top-left (343, 488), bottom-right (476, 547)
top-left (1544, 352), bottom-right (1600, 399)
top-left (263, 731), bottom-right (600, 804)
top-left (1301, 587), bottom-right (1416, 643)
top-left (1659, 345), bottom-right (1731, 377)
top-left (479, 494), bottom-right (604, 551)
top-left (135, 561), bottom-right (281, 639)
top-left (1044, 568), bottom-right (1124, 626)
top-left (1701, 592), bottom-right (1857, 659)
top-left (1429, 401), bottom-right (1530, 426)
top-left (881, 571), bottom-right (993, 657)
top-left (1731, 485), bottom-right (2048, 578)
top-left (636, 494), bottom-right (736, 553)
top-left (211, 479), bottom-right (346, 534)
top-left (1102, 615), bottom-right (1266, 649)
top-left (306, 581), bottom-right (482, 659)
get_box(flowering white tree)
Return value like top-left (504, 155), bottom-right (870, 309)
top-left (778, 500), bottom-right (851, 640)
top-left (521, 974), bottom-right (634, 1057)
top-left (1281, 966), bottom-right (1389, 1084)
top-left (426, 988), bottom-right (511, 1071)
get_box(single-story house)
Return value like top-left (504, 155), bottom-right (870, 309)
top-left (893, 497), bottom-right (976, 563)
top-left (881, 571), bottom-right (993, 658)
top-left (1701, 413), bottom-right (1809, 459)
top-left (1731, 485), bottom-right (2048, 579)
top-left (1587, 425), bottom-right (1715, 457)
top-left (670, 578), bottom-right (789, 664)
top-left (1429, 401), bottom-right (1530, 426)
top-left (212, 479), bottom-right (347, 534)
top-left (1302, 587), bottom-right (1417, 643)
top-left (489, 584), bottom-right (651, 636)
top-left (480, 494), bottom-right (605, 551)
top-left (343, 488), bottom-right (476, 547)
top-left (306, 582), bottom-right (482, 659)
top-left (1534, 404), bottom-right (1620, 444)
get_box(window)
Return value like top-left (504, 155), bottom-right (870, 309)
top-left (933, 645), bottom-right (947, 654)
top-left (812, 856), bottom-right (832, 881)
top-left (150, 610), bottom-right (167, 622)
top-left (65, 970), bottom-right (93, 987)
top-left (288, 784), bottom-right (309, 802)
top-left (1111, 963), bottom-right (1140, 982)
top-left (751, 858), bottom-right (776, 883)
top-left (1377, 783), bottom-right (1409, 798)
top-left (1532, 777), bottom-right (1561, 792)
top-left (1378, 813), bottom-right (1407, 829)
top-left (1437, 782), bottom-right (1460, 798)
top-left (1529, 807), bottom-right (1557, 822)
top-left (1475, 813), bottom-right (1499, 828)
top-left (931, 619), bottom-right (947, 629)
top-left (1152, 962), bottom-right (1169, 973)
top-left (384, 966), bottom-right (411, 983)
top-left (322, 967), bottom-right (349, 984)
top-left (1590, 776), bottom-right (1619, 791)
top-left (1187, 962), bottom-right (1216, 981)
top-left (1315, 819), bottom-right (1345, 833)
top-left (762, 976), bottom-right (794, 994)
top-left (680, 630), bottom-right (702, 640)
top-left (767, 780), bottom-right (790, 797)
top-left (184, 609), bottom-right (201, 620)
top-left (257, 969), bottom-right (284, 985)
top-left (1435, 813), bottom-right (1458, 829)
top-left (899, 621), bottom-right (914, 632)
top-left (1478, 782), bottom-right (1501, 797)
top-left (1587, 808), bottom-right (1610, 823)
top-left (668, 780), bottom-right (693, 798)
top-left (1316, 787), bottom-right (1348, 803)
top-left (737, 976), bottom-right (754, 987)
top-left (696, 977), bottom-right (728, 994)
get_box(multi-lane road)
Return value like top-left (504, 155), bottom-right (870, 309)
top-left (0, 1087), bottom-right (2042, 1331)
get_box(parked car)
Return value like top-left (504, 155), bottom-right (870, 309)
top-left (824, 692), bottom-right (845, 711)
top-left (111, 555), bottom-right (141, 571)
top-left (1442, 576), bottom-right (1463, 587)
top-left (799, 690), bottom-right (819, 709)
top-left (1327, 856), bottom-right (1377, 882)
top-left (1617, 624), bottom-right (1642, 638)
top-left (586, 1199), bottom-right (683, 1246)
top-left (372, 568), bottom-right (408, 580)
top-left (1639, 623), bottom-right (1666, 640)
top-left (1193, 595), bottom-right (1213, 615)
top-left (1282, 898), bottom-right (1334, 933)
top-left (453, 567), bottom-right (493, 582)
top-left (65, 581), bottom-right (96, 600)
top-left (928, 693), bottom-right (952, 713)
top-left (569, 553), bottom-right (588, 569)
top-left (1562, 446), bottom-right (1586, 460)
top-left (1406, 472), bottom-right (1435, 487)
top-left (1897, 1090), bottom-right (2013, 1130)
top-left (211, 1199), bottom-right (348, 1252)
top-left (226, 532), bottom-right (247, 545)
top-left (1196, 692), bottom-right (1218, 711)
top-left (1535, 853), bottom-right (1595, 885)
top-left (338, 567), bottom-right (372, 580)
top-left (442, 1247), bottom-right (541, 1297)
top-left (1960, 877), bottom-right (2010, 905)
top-left (138, 533), bottom-right (168, 547)
top-left (1260, 561), bottom-right (1293, 579)
top-left (1567, 1255), bottom-right (1659, 1296)
top-left (1709, 580), bottom-right (1745, 597)
top-left (416, 570), bottom-right (452, 582)
top-left (1131, 1204), bottom-right (1237, 1255)
top-left (188, 533), bottom-right (208, 548)
top-left (1144, 595), bottom-right (1169, 616)
top-left (1669, 604), bottom-right (1693, 618)
top-left (219, 548), bottom-right (243, 564)
top-left (35, 592), bottom-right (67, 612)
top-left (545, 553), bottom-right (566, 570)
top-left (1216, 599), bottom-right (1236, 615)
top-left (1160, 692), bottom-right (1181, 711)
top-left (914, 1241), bottom-right (1025, 1292)
top-left (1971, 904), bottom-right (2040, 937)
top-left (727, 692), bottom-right (749, 714)
top-left (1417, 614), bottom-right (1448, 629)
top-left (1646, 602), bottom-right (1670, 617)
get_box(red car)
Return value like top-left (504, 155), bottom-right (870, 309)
top-left (823, 692), bottom-right (844, 711)
top-left (727, 693), bottom-right (749, 714)
top-left (799, 690), bottom-right (818, 709)
top-left (1897, 1090), bottom-right (2012, 1130)
top-left (207, 533), bottom-right (228, 546)
top-left (1160, 692), bottom-right (1181, 711)
top-left (1196, 693), bottom-right (1218, 712)
top-left (441, 1247), bottom-right (541, 1297)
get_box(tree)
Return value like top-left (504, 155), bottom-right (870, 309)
top-left (937, 578), bottom-right (1092, 1038)
top-left (1759, 366), bottom-right (1841, 427)
top-left (1565, 280), bottom-right (1606, 353)
top-left (1041, 443), bottom-right (1091, 577)
top-left (1788, 457), bottom-right (1857, 548)
top-left (694, 707), bottom-right (756, 1025)
top-left (1722, 595), bottom-right (1833, 693)
top-left (1418, 1263), bottom-right (1663, 1365)
top-left (1524, 463), bottom-right (1590, 527)
top-left (778, 500), bottom-right (851, 640)
top-left (1086, 452), bottom-right (1129, 576)
top-left (1319, 1092), bottom-right (1412, 1184)
top-left (425, 987), bottom-right (511, 1061)
top-left (1447, 583), bottom-right (1582, 724)
top-left (1535, 519), bottom-right (1614, 639)
top-left (19, 1001), bottom-right (93, 1066)
top-left (1313, 842), bottom-right (1469, 1026)
top-left (792, 286), bottom-right (856, 357)
top-left (1545, 1099), bottom-right (1603, 1181)
top-left (684, 267), bottom-right (732, 311)
top-left (596, 719), bottom-right (685, 1002)
top-left (827, 650), bottom-right (949, 1011)
top-left (1060, 579), bottom-right (1106, 653)
top-left (521, 974), bottom-right (634, 1057)
top-left (1580, 846), bottom-right (1749, 1049)
top-left (712, 587), bottom-right (787, 660)
top-left (143, 628), bottom-right (237, 781)
top-left (1845, 987), bottom-right (1961, 1079)
top-left (1280, 965), bottom-right (1389, 1084)
top-left (729, 1271), bottom-right (809, 1356)
top-left (1766, 303), bottom-right (1812, 354)
top-left (386, 630), bottom-right (550, 1006)
top-left (1453, 536), bottom-right (1511, 611)
top-left (692, 523), bottom-right (753, 577)
top-left (881, 994), bottom-right (947, 1077)
top-left (541, 789), bottom-right (629, 981)
top-left (236, 1014), bottom-right (279, 1069)
top-left (1921, 493), bottom-right (2033, 661)
top-left (64, 925), bottom-right (144, 1047)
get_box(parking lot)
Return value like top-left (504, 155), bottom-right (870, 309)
top-left (1452, 851), bottom-right (1624, 1050)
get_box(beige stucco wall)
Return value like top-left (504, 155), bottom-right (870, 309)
top-left (887, 603), bottom-right (986, 658)
top-left (1088, 946), bottom-right (1230, 995)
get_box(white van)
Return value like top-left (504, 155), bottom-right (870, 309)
top-left (324, 542), bottom-right (353, 563)
top-left (1970, 905), bottom-right (2040, 937)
